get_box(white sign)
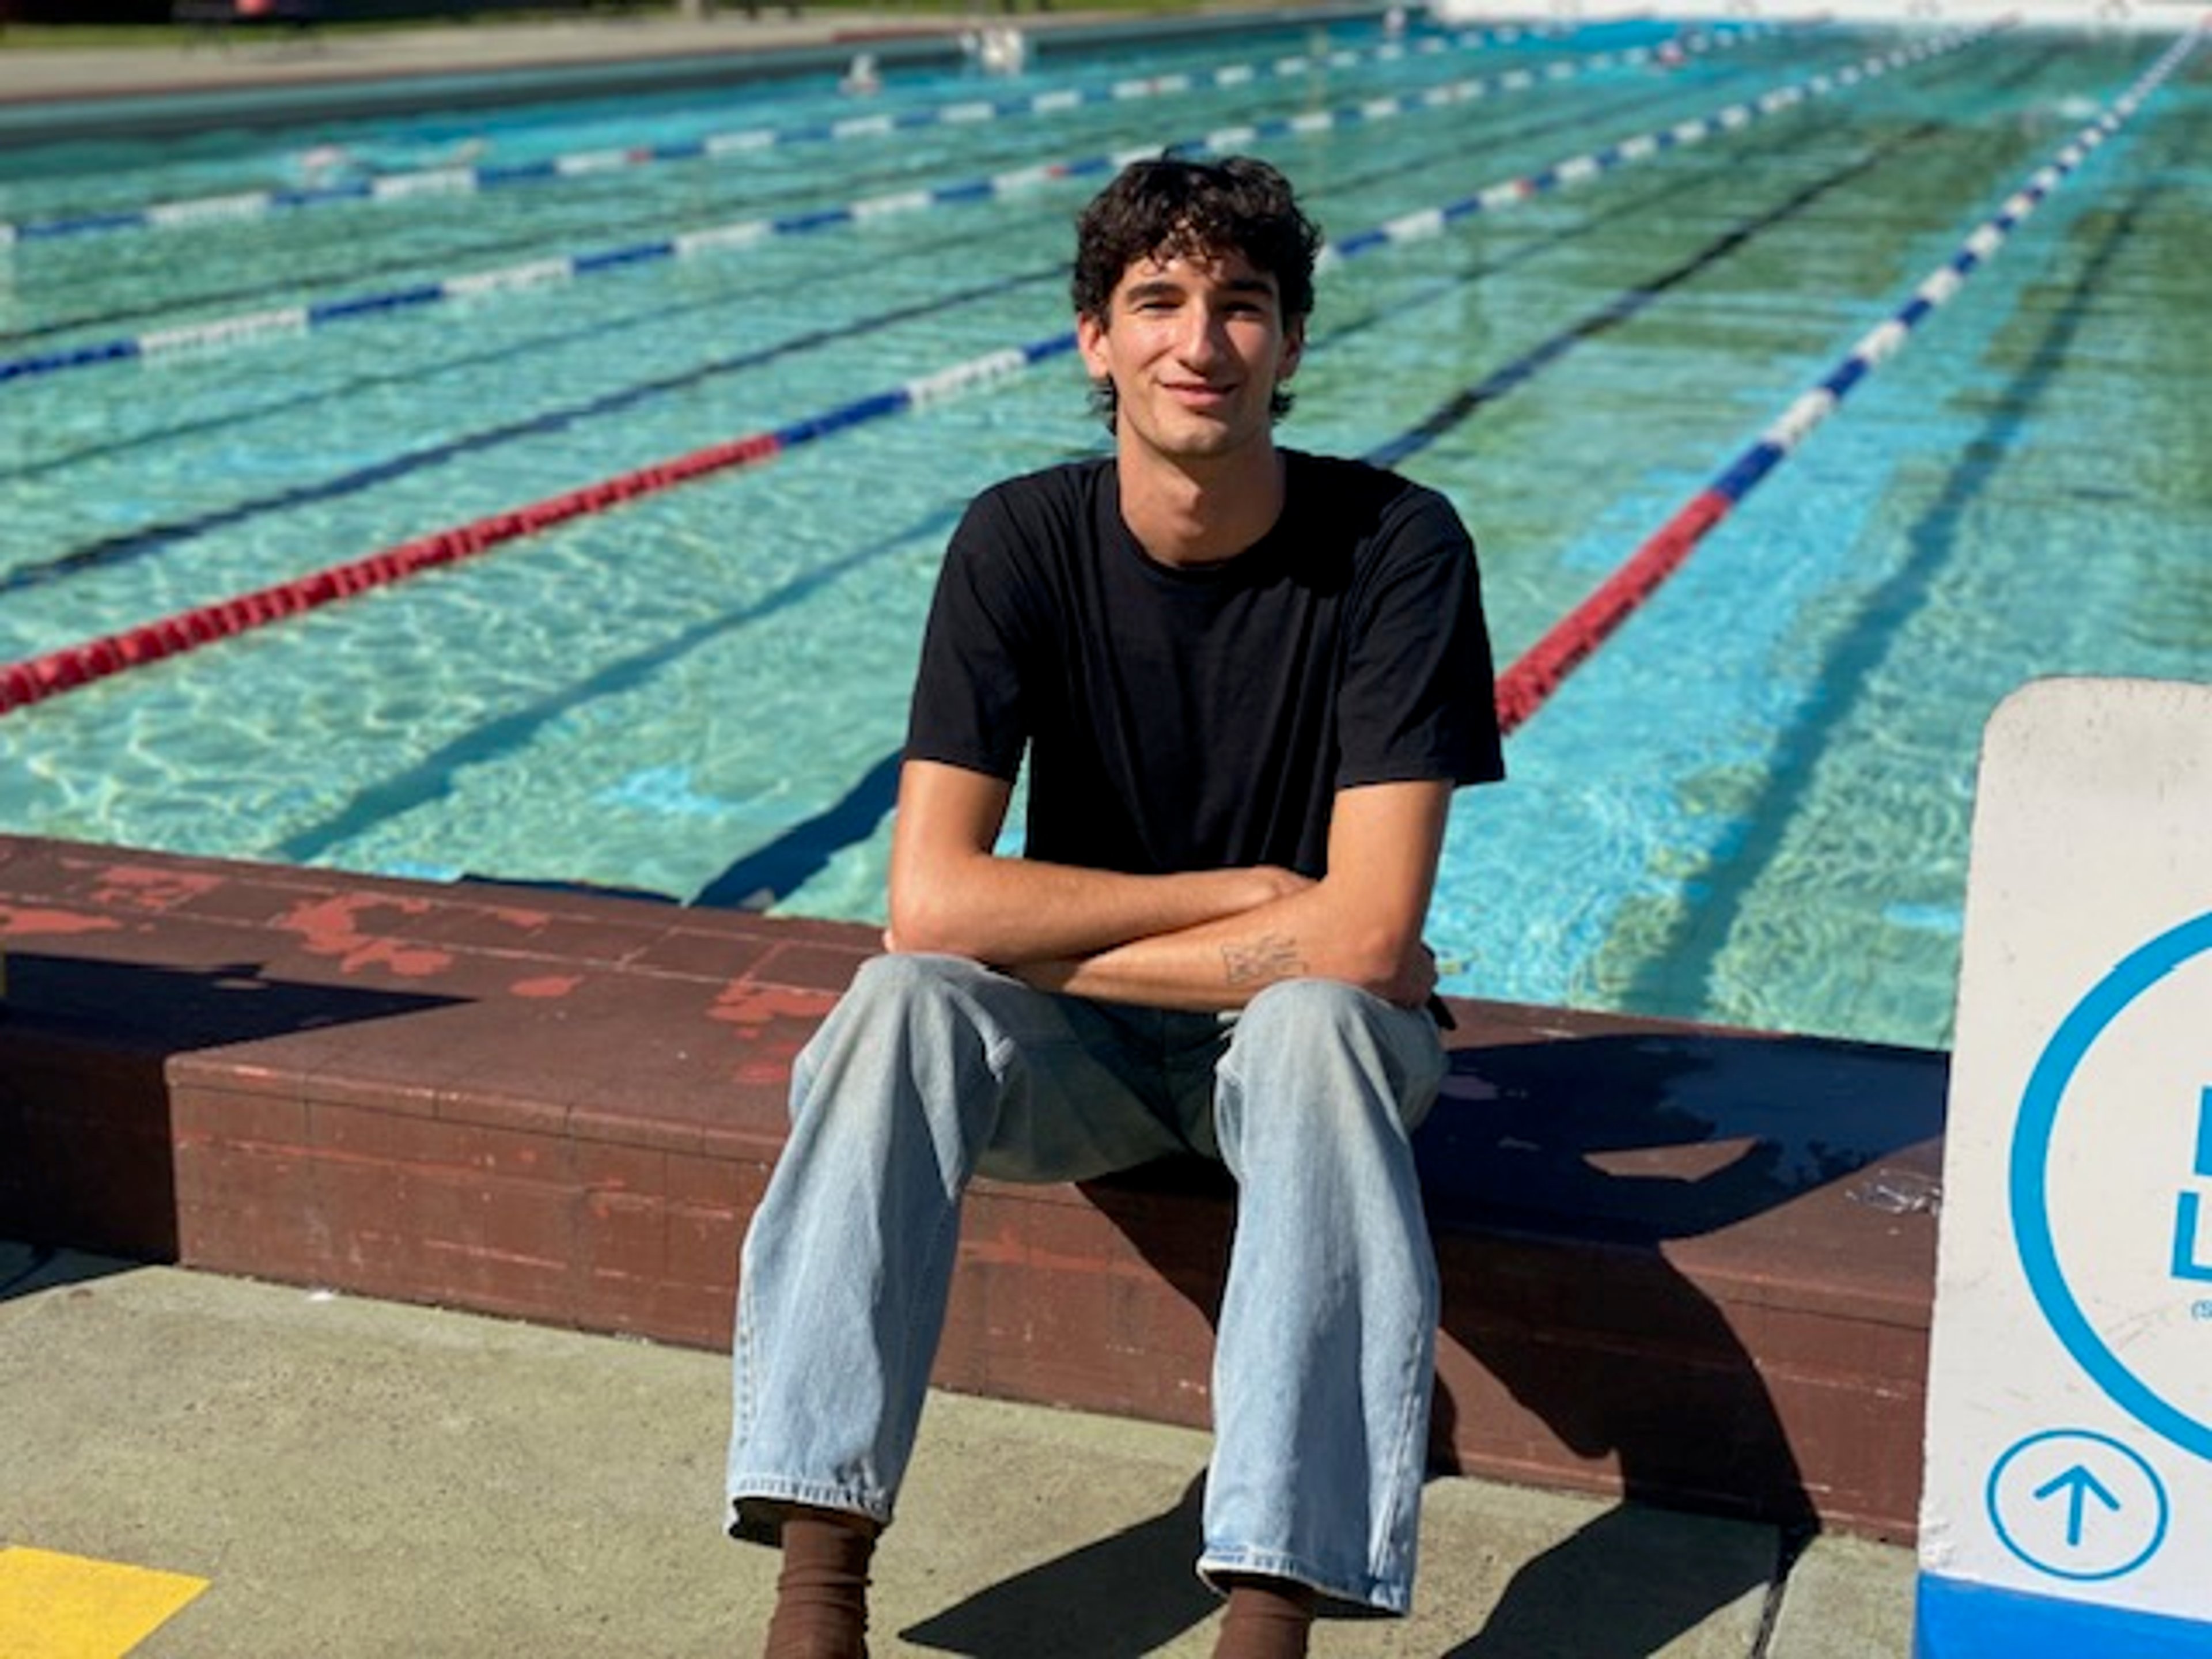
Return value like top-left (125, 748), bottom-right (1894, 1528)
top-left (1919, 678), bottom-right (2212, 1646)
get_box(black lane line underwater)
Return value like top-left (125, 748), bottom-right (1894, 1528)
top-left (270, 503), bottom-right (969, 867)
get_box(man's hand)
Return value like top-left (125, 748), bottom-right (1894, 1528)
top-left (1376, 938), bottom-right (1441, 1011)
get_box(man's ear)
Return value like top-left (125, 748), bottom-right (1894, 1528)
top-left (1076, 310), bottom-right (1111, 380)
top-left (1278, 316), bottom-right (1306, 383)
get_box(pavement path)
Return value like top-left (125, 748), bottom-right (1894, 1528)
top-left (0, 1242), bottom-right (1916, 1656)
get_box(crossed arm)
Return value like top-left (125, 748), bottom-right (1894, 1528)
top-left (884, 758), bottom-right (1452, 1013)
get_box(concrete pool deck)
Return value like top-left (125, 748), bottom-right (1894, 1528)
top-left (0, 832), bottom-right (1944, 1652)
top-left (0, 1237), bottom-right (1919, 1658)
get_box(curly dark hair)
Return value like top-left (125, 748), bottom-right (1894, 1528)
top-left (1070, 154), bottom-right (1323, 429)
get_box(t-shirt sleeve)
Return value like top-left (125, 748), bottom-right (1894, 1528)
top-left (1334, 488), bottom-right (1506, 790)
top-left (904, 488), bottom-right (1035, 782)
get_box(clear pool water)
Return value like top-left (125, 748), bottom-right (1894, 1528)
top-left (1, 14), bottom-right (2205, 1051)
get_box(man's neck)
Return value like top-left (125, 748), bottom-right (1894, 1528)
top-left (1116, 444), bottom-right (1288, 569)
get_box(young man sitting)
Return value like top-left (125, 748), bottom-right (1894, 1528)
top-left (725, 153), bottom-right (1505, 1659)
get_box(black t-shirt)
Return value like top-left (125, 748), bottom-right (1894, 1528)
top-left (906, 450), bottom-right (1505, 879)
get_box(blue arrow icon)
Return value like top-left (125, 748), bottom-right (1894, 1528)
top-left (2033, 1464), bottom-right (2123, 1547)
top-left (1988, 1430), bottom-right (2167, 1582)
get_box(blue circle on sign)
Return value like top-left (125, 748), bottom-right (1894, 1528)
top-left (1986, 1429), bottom-right (2168, 1582)
top-left (2009, 910), bottom-right (2212, 1461)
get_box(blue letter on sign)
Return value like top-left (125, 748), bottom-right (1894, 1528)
top-left (2174, 1088), bottom-right (2212, 1285)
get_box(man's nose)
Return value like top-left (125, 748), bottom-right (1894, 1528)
top-left (1175, 305), bottom-right (1231, 364)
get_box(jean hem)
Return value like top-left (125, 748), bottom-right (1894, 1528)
top-left (1196, 1547), bottom-right (1411, 1616)
top-left (726, 1478), bottom-right (892, 1547)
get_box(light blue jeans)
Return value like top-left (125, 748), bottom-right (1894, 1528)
top-left (726, 953), bottom-right (1445, 1613)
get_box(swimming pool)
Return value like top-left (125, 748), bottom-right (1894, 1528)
top-left (1, 12), bottom-right (2204, 1052)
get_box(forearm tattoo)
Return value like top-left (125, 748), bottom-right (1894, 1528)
top-left (1221, 933), bottom-right (1306, 987)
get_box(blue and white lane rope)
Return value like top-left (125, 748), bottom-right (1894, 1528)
top-left (1313, 21), bottom-right (1998, 266)
top-left (1494, 23), bottom-right (2202, 733)
top-left (0, 19), bottom-right (1647, 247)
top-left (0, 25), bottom-right (2007, 710)
top-left (0, 22), bottom-right (1949, 389)
top-left (1699, 26), bottom-right (2196, 510)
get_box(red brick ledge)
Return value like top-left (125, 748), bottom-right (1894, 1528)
top-left (0, 834), bottom-right (1944, 1539)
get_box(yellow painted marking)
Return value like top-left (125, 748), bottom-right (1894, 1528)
top-left (0, 1548), bottom-right (208, 1658)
